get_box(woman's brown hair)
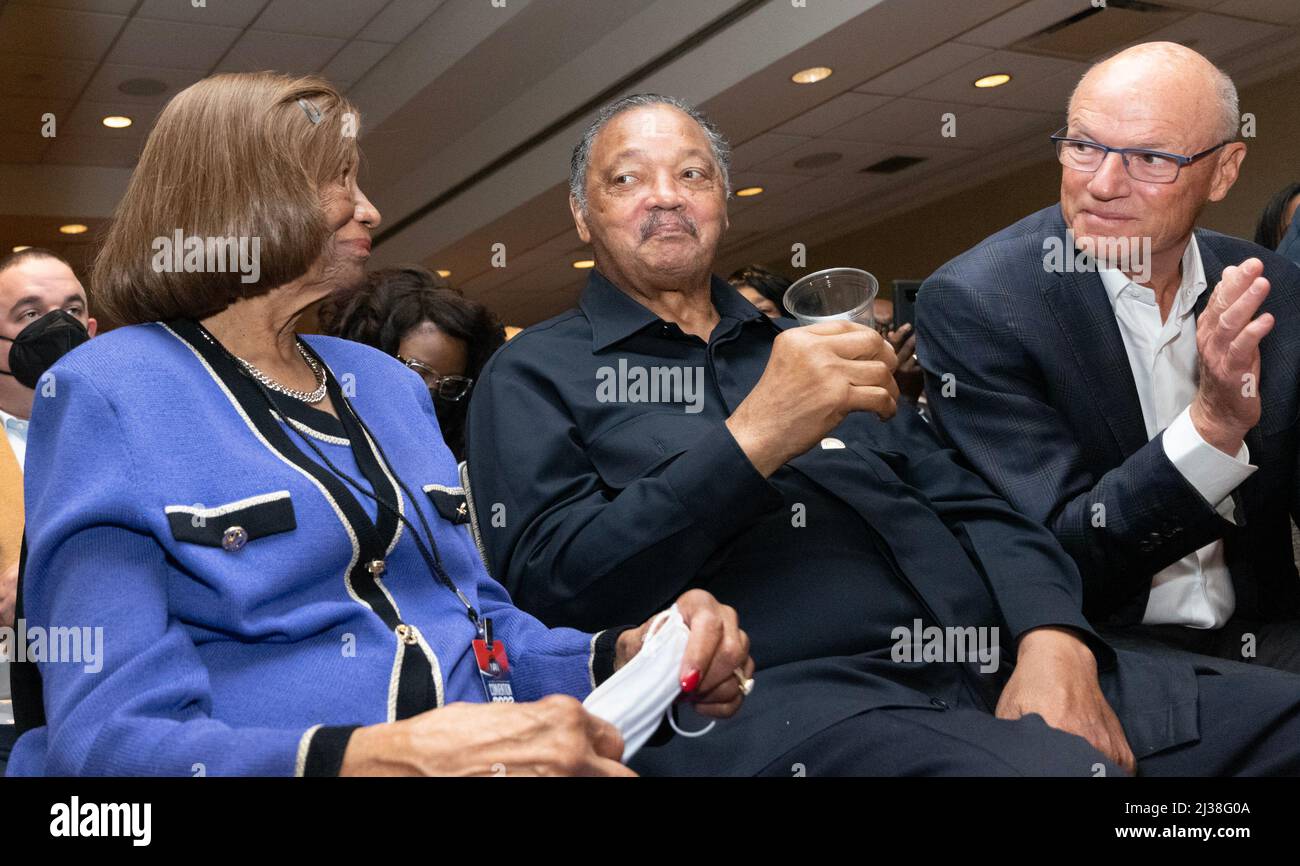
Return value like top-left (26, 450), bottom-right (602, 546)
top-left (92, 72), bottom-right (360, 327)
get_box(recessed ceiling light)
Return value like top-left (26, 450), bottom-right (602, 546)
top-left (435, 269), bottom-right (451, 278)
top-left (791, 66), bottom-right (833, 85)
top-left (735, 186), bottom-right (764, 197)
top-left (12, 245), bottom-right (31, 252)
top-left (59, 224), bottom-right (88, 235)
top-left (974, 73), bottom-right (1012, 89)
top-left (102, 115), bottom-right (133, 129)
top-left (573, 259), bottom-right (595, 269)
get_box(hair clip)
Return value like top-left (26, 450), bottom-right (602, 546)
top-left (297, 98), bottom-right (323, 125)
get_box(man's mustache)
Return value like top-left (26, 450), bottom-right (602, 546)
top-left (640, 210), bottom-right (698, 241)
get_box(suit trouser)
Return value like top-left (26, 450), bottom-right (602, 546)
top-left (1102, 619), bottom-right (1300, 674)
top-left (758, 668), bottom-right (1300, 777)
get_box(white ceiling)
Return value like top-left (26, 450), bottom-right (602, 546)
top-left (2, 0), bottom-right (1299, 324)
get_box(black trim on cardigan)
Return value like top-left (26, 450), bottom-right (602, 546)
top-left (303, 725), bottom-right (360, 776)
top-left (592, 626), bottom-right (633, 686)
top-left (424, 486), bottom-right (471, 526)
top-left (166, 493), bottom-right (297, 548)
top-left (170, 319), bottom-right (440, 721)
top-left (267, 388), bottom-right (348, 440)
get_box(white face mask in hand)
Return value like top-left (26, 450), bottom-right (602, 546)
top-left (583, 604), bottom-right (715, 762)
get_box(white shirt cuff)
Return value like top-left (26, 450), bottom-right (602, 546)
top-left (1162, 407), bottom-right (1256, 522)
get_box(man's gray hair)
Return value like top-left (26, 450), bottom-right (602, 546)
top-left (569, 93), bottom-right (732, 214)
top-left (1209, 67), bottom-right (1240, 144)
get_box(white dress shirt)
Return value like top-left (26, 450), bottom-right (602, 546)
top-left (1, 406), bottom-right (27, 471)
top-left (1099, 235), bottom-right (1256, 628)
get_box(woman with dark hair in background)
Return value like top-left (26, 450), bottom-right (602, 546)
top-left (727, 264), bottom-right (791, 318)
top-left (321, 267), bottom-right (504, 462)
top-left (1254, 181), bottom-right (1300, 263)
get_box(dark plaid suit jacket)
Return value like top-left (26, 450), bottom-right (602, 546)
top-left (916, 204), bottom-right (1300, 626)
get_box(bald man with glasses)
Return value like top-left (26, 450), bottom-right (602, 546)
top-left (917, 42), bottom-right (1300, 672)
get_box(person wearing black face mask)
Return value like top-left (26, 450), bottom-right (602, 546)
top-left (1, 309), bottom-right (92, 389)
top-left (319, 266), bottom-right (505, 463)
top-left (0, 247), bottom-right (95, 775)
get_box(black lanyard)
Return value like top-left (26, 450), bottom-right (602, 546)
top-left (194, 321), bottom-right (482, 631)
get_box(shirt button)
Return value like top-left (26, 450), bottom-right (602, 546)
top-left (930, 697), bottom-right (949, 710)
top-left (221, 526), bottom-right (248, 552)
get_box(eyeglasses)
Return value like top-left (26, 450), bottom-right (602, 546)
top-left (1050, 127), bottom-right (1231, 184)
top-left (397, 354), bottom-right (474, 402)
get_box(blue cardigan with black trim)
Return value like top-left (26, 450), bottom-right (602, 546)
top-left (6, 322), bottom-right (609, 776)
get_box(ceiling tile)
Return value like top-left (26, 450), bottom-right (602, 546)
top-left (909, 50), bottom-right (1080, 107)
top-left (216, 30), bottom-right (348, 75)
top-left (0, 131), bottom-right (51, 164)
top-left (824, 97), bottom-right (958, 146)
top-left (1141, 12), bottom-right (1286, 60)
top-left (0, 54), bottom-right (98, 100)
top-left (853, 42), bottom-right (992, 96)
top-left (771, 92), bottom-right (892, 137)
top-left (43, 133), bottom-right (143, 167)
top-left (319, 40), bottom-right (393, 88)
top-left (108, 18), bottom-right (244, 70)
top-left (254, 0), bottom-right (390, 39)
top-left (24, 0), bottom-right (138, 12)
top-left (730, 133), bottom-right (808, 172)
top-left (1218, 31), bottom-right (1300, 84)
top-left (903, 105), bottom-right (1058, 151)
top-left (81, 63), bottom-right (204, 106)
top-left (0, 4), bottom-right (127, 61)
top-left (1214, 0), bottom-right (1300, 25)
top-left (959, 0), bottom-right (1112, 49)
top-left (135, 0), bottom-right (269, 28)
top-left (359, 0), bottom-right (445, 42)
top-left (750, 137), bottom-right (894, 177)
top-left (0, 96), bottom-right (72, 135)
top-left (987, 62), bottom-right (1087, 113)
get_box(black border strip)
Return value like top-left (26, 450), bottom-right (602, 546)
top-left (372, 0), bottom-right (770, 247)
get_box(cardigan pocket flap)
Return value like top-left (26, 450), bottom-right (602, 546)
top-left (423, 484), bottom-right (471, 525)
top-left (165, 490), bottom-right (297, 550)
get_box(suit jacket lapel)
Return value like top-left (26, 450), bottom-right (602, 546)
top-left (1192, 230), bottom-right (1224, 317)
top-left (1043, 261), bottom-right (1149, 459)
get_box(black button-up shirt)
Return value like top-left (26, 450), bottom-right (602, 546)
top-left (467, 270), bottom-right (1109, 686)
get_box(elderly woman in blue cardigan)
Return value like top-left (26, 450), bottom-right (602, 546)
top-left (5, 72), bottom-right (751, 776)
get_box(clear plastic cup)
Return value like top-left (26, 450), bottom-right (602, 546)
top-left (783, 267), bottom-right (879, 327)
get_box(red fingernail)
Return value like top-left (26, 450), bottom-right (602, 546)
top-left (680, 669), bottom-right (701, 693)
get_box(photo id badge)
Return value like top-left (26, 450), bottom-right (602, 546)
top-left (473, 637), bottom-right (515, 703)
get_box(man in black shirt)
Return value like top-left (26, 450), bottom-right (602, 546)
top-left (467, 93), bottom-right (1300, 776)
